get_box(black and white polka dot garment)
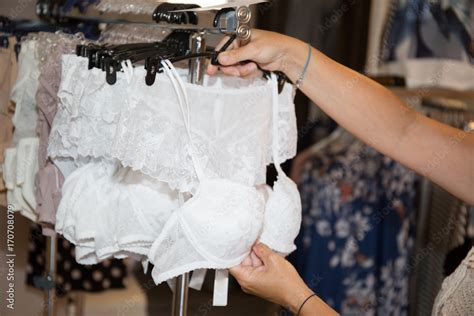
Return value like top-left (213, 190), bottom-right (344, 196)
top-left (26, 224), bottom-right (126, 296)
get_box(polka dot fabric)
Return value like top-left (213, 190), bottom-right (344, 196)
top-left (26, 224), bottom-right (126, 296)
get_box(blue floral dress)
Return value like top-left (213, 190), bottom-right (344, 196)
top-left (290, 138), bottom-right (417, 315)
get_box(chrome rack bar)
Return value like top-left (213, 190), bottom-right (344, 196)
top-left (171, 30), bottom-right (207, 316)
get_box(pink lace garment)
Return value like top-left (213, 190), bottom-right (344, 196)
top-left (35, 33), bottom-right (85, 236)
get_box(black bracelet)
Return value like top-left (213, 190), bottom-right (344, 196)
top-left (297, 293), bottom-right (317, 316)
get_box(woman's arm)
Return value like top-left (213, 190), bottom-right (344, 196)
top-left (231, 243), bottom-right (339, 315)
top-left (209, 30), bottom-right (474, 204)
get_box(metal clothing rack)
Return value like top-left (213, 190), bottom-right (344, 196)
top-left (36, 3), bottom-right (254, 316)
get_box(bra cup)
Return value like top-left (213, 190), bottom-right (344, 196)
top-left (179, 179), bottom-right (265, 262)
top-left (125, 180), bottom-right (179, 237)
top-left (56, 162), bottom-right (111, 241)
top-left (259, 171), bottom-right (302, 255)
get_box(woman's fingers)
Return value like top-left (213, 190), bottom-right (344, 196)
top-left (241, 254), bottom-right (253, 267)
top-left (252, 243), bottom-right (273, 265)
top-left (208, 62), bottom-right (258, 77)
top-left (207, 35), bottom-right (243, 75)
top-left (250, 250), bottom-right (263, 267)
top-left (218, 42), bottom-right (256, 66)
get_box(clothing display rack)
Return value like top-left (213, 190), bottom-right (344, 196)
top-left (24, 2), bottom-right (255, 315)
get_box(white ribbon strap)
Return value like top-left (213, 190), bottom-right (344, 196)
top-left (160, 60), bottom-right (206, 181)
top-left (270, 74), bottom-right (284, 175)
top-left (213, 269), bottom-right (229, 306)
top-left (189, 269), bottom-right (207, 291)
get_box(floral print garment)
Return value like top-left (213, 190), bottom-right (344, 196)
top-left (290, 138), bottom-right (417, 315)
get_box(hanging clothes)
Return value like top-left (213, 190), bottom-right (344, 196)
top-left (374, 0), bottom-right (474, 90)
top-left (34, 32), bottom-right (85, 236)
top-left (4, 39), bottom-right (40, 222)
top-left (290, 128), bottom-right (416, 315)
top-left (0, 36), bottom-right (17, 207)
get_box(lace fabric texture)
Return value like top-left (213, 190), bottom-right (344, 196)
top-left (111, 67), bottom-right (297, 192)
top-left (48, 55), bottom-right (130, 170)
top-left (432, 247), bottom-right (474, 316)
top-left (96, 0), bottom-right (159, 14)
top-left (49, 55), bottom-right (297, 192)
top-left (100, 24), bottom-right (171, 44)
top-left (36, 32), bottom-right (85, 168)
top-left (35, 33), bottom-right (85, 236)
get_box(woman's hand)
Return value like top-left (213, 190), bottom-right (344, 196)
top-left (231, 243), bottom-right (338, 315)
top-left (207, 29), bottom-right (303, 78)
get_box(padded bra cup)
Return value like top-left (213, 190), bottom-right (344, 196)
top-left (150, 178), bottom-right (264, 273)
top-left (259, 167), bottom-right (302, 255)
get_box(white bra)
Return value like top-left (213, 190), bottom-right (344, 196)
top-left (148, 61), bottom-right (302, 304)
top-left (148, 61), bottom-right (265, 304)
top-left (55, 159), bottom-right (179, 265)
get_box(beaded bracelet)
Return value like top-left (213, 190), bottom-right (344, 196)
top-left (294, 43), bottom-right (313, 89)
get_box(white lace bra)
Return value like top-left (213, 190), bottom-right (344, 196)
top-left (146, 61), bottom-right (303, 306)
top-left (148, 61), bottom-right (265, 305)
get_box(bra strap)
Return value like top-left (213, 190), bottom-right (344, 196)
top-left (213, 269), bottom-right (229, 306)
top-left (270, 74), bottom-right (284, 175)
top-left (121, 59), bottom-right (134, 84)
top-left (189, 269), bottom-right (207, 290)
top-left (160, 60), bottom-right (206, 181)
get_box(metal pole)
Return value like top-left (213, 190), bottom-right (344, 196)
top-left (189, 31), bottom-right (206, 85)
top-left (47, 235), bottom-right (57, 316)
top-left (171, 31), bottom-right (206, 316)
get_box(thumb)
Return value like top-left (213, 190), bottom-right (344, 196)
top-left (218, 43), bottom-right (256, 66)
top-left (252, 243), bottom-right (273, 265)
